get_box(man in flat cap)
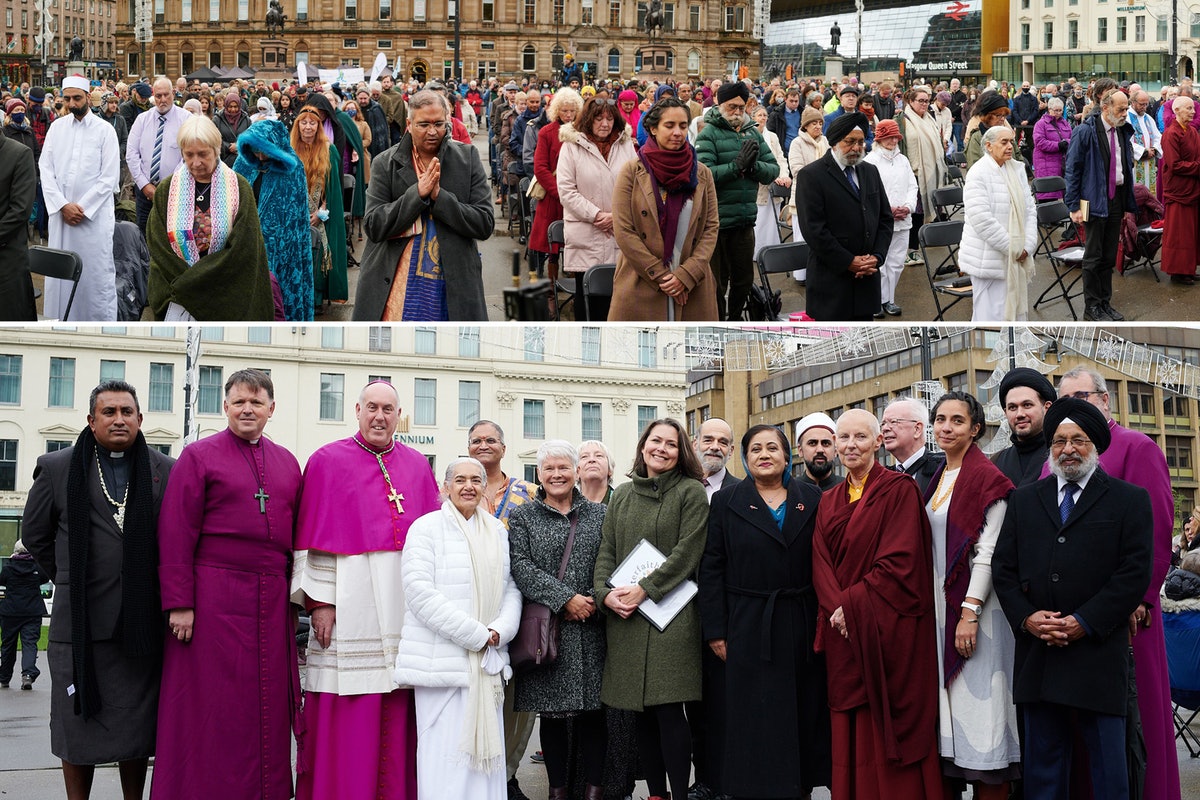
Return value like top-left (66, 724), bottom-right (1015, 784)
top-left (696, 80), bottom-right (780, 320)
top-left (822, 84), bottom-right (860, 133)
top-left (993, 397), bottom-right (1152, 800)
top-left (794, 112), bottom-right (892, 320)
top-left (991, 367), bottom-right (1056, 486)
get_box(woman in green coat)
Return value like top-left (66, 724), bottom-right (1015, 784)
top-left (593, 417), bottom-right (708, 800)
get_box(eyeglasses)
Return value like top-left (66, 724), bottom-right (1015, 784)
top-left (413, 121), bottom-right (448, 131)
top-left (1066, 390), bottom-right (1104, 400)
top-left (1050, 436), bottom-right (1093, 450)
top-left (880, 417), bottom-right (920, 427)
top-left (840, 137), bottom-right (866, 148)
top-left (591, 98), bottom-right (618, 106)
top-left (912, 98), bottom-right (930, 104)
top-left (469, 437), bottom-right (502, 447)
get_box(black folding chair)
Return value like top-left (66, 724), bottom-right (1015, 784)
top-left (769, 182), bottom-right (793, 243)
top-left (342, 173), bottom-right (360, 269)
top-left (1037, 245), bottom-right (1085, 321)
top-left (546, 220), bottom-right (575, 320)
top-left (918, 220), bottom-right (971, 321)
top-left (946, 164), bottom-right (964, 187)
top-left (1033, 199), bottom-right (1073, 261)
top-left (1030, 175), bottom-right (1066, 198)
top-left (752, 241), bottom-right (809, 321)
top-left (932, 185), bottom-right (964, 220)
top-left (28, 246), bottom-right (83, 321)
top-left (582, 263), bottom-right (615, 321)
top-left (950, 151), bottom-right (967, 166)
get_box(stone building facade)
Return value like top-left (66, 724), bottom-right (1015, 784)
top-left (111, 0), bottom-right (760, 83)
top-left (2, 0), bottom-right (118, 85)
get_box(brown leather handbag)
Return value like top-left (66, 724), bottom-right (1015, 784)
top-left (510, 512), bottom-right (577, 674)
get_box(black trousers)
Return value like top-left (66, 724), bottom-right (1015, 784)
top-left (136, 189), bottom-right (154, 237)
top-left (0, 615), bottom-right (41, 682)
top-left (711, 224), bottom-right (756, 321)
top-left (1081, 183), bottom-right (1127, 309)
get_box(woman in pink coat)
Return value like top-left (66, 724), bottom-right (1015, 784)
top-left (557, 99), bottom-right (638, 275)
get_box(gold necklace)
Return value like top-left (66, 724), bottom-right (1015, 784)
top-left (929, 469), bottom-right (958, 512)
top-left (95, 458), bottom-right (128, 529)
top-left (354, 435), bottom-right (405, 514)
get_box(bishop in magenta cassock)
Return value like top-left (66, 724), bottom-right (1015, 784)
top-left (1052, 368), bottom-right (1181, 800)
top-left (811, 410), bottom-right (943, 800)
top-left (1159, 95), bottom-right (1200, 285)
top-left (292, 381), bottom-right (441, 800)
top-left (152, 370), bottom-right (303, 800)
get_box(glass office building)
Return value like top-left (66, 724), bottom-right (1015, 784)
top-left (765, 0), bottom-right (983, 84)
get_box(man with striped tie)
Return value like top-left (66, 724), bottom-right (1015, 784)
top-left (126, 77), bottom-right (190, 235)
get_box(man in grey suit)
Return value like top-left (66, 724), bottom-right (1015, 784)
top-left (23, 380), bottom-right (174, 800)
top-left (353, 89), bottom-right (494, 321)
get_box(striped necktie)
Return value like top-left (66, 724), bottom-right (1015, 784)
top-left (1059, 482), bottom-right (1078, 525)
top-left (150, 113), bottom-right (166, 183)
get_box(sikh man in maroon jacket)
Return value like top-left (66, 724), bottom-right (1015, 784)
top-left (812, 409), bottom-right (943, 800)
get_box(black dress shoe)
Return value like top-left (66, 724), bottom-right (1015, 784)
top-left (883, 301), bottom-right (902, 316)
top-left (507, 777), bottom-right (531, 800)
top-left (1171, 274), bottom-right (1196, 286)
top-left (1084, 304), bottom-right (1108, 321)
top-left (1103, 301), bottom-right (1125, 321)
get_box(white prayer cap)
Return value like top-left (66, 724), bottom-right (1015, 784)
top-left (62, 74), bottom-right (90, 93)
top-left (796, 412), bottom-right (837, 440)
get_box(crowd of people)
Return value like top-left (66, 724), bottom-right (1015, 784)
top-left (3, 69), bottom-right (1200, 322)
top-left (13, 362), bottom-right (1186, 800)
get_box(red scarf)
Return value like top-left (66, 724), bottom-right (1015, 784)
top-left (638, 137), bottom-right (698, 269)
top-left (930, 444), bottom-right (1013, 686)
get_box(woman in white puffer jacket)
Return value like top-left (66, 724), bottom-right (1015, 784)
top-left (864, 118), bottom-right (919, 317)
top-left (960, 124), bottom-right (1038, 321)
top-left (394, 457), bottom-right (523, 800)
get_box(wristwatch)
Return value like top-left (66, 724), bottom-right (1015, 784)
top-left (960, 601), bottom-right (983, 616)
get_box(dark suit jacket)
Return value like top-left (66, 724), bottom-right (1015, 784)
top-left (991, 440), bottom-right (1049, 488)
top-left (0, 134), bottom-right (37, 321)
top-left (795, 151), bottom-right (893, 321)
top-left (22, 446), bottom-right (174, 643)
top-left (901, 449), bottom-right (944, 495)
top-left (993, 467), bottom-right (1152, 716)
top-left (719, 469), bottom-right (740, 491)
top-left (353, 133), bottom-right (494, 322)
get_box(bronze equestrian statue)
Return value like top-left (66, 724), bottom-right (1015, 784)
top-left (266, 0), bottom-right (286, 35)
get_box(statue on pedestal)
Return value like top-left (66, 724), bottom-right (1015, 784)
top-left (266, 0), bottom-right (287, 36)
top-left (830, 21), bottom-right (841, 54)
top-left (644, 0), bottom-right (665, 42)
top-left (69, 36), bottom-right (84, 61)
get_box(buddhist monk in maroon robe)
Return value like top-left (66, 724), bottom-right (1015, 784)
top-left (1160, 95), bottom-right (1200, 285)
top-left (812, 409), bottom-right (944, 800)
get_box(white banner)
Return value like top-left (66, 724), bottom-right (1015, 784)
top-left (318, 67), bottom-right (365, 87)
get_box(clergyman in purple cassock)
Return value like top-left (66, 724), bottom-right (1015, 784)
top-left (152, 370), bottom-right (303, 800)
top-left (292, 380), bottom-right (441, 800)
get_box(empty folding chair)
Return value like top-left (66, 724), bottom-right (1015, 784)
top-left (582, 263), bottom-right (615, 321)
top-left (1030, 175), bottom-right (1066, 198)
top-left (918, 220), bottom-right (971, 321)
top-left (752, 241), bottom-right (809, 321)
top-left (769, 182), bottom-right (794, 243)
top-left (932, 185), bottom-right (964, 220)
top-left (1033, 199), bottom-right (1073, 261)
top-left (27, 246), bottom-right (83, 321)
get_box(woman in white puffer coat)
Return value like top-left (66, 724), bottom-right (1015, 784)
top-left (394, 457), bottom-right (524, 800)
top-left (960, 124), bottom-right (1038, 322)
top-left (864, 118), bottom-right (919, 317)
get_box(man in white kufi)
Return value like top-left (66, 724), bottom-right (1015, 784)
top-left (38, 74), bottom-right (120, 321)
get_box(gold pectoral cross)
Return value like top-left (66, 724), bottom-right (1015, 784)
top-left (388, 490), bottom-right (405, 514)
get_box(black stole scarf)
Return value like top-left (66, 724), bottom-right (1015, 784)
top-left (66, 427), bottom-right (160, 719)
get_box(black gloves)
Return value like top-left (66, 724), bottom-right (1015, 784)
top-left (734, 138), bottom-right (759, 175)
top-left (1058, 140), bottom-right (1069, 153)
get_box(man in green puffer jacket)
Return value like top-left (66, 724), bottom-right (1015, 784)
top-left (696, 81), bottom-right (780, 320)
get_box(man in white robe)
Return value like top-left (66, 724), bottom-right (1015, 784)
top-left (38, 75), bottom-right (120, 321)
top-left (291, 381), bottom-right (441, 800)
top-left (1128, 89), bottom-right (1162, 193)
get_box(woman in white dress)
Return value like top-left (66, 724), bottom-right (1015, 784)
top-left (925, 391), bottom-right (1020, 798)
top-left (393, 457), bottom-right (524, 800)
top-left (750, 105), bottom-right (791, 260)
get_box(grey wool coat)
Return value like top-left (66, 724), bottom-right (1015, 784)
top-left (352, 132), bottom-right (494, 321)
top-left (593, 470), bottom-right (709, 711)
top-left (508, 488), bottom-right (607, 714)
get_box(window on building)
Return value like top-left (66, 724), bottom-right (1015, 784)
top-left (458, 380), bottom-right (480, 427)
top-left (378, 39), bottom-right (392, 48)
top-left (1020, 0), bottom-right (1029, 7)
top-left (1158, 17), bottom-right (1169, 40)
top-left (344, 0), bottom-right (355, 18)
top-left (380, 0), bottom-right (390, 19)
top-left (723, 4), bottom-right (744, 31)
top-left (182, 0), bottom-right (191, 21)
top-left (150, 443), bottom-right (172, 456)
top-left (687, 49), bottom-right (701, 73)
top-left (296, 0), bottom-right (307, 19)
top-left (1166, 435), bottom-right (1193, 476)
top-left (154, 0), bottom-right (164, 23)
top-left (1043, 20), bottom-right (1053, 48)
top-left (637, 404), bottom-right (657, 432)
top-left (154, 51), bottom-right (167, 75)
top-left (320, 373), bottom-right (344, 421)
top-left (414, 378), bottom-right (436, 425)
top-left (344, 37), bottom-right (358, 47)
top-left (1135, 14), bottom-right (1144, 42)
top-left (524, 327), bottom-right (545, 361)
top-left (181, 51), bottom-right (194, 75)
top-left (459, 327), bottom-right (481, 357)
top-left (237, 0), bottom-right (247, 19)
top-left (524, 399), bottom-right (546, 439)
top-left (582, 402), bottom-right (602, 441)
top-left (369, 326), bottom-right (392, 352)
top-left (209, 49), bottom-right (221, 67)
top-left (99, 360), bottom-right (125, 382)
top-left (46, 440), bottom-right (72, 453)
top-left (414, 326), bottom-right (437, 354)
top-left (608, 47), bottom-right (620, 73)
top-left (246, 327), bottom-right (271, 344)
top-left (0, 355), bottom-right (21, 405)
top-left (1068, 19), bottom-right (1078, 49)
top-left (524, 0), bottom-right (535, 23)
top-left (197, 365), bottom-right (222, 414)
top-left (581, 327), bottom-right (601, 364)
top-left (553, 0), bottom-right (563, 23)
top-left (1116, 16), bottom-right (1126, 41)
top-left (638, 330), bottom-right (657, 369)
top-left (414, 0), bottom-right (425, 20)
top-left (1164, 394), bottom-right (1190, 420)
top-left (321, 327), bottom-right (343, 349)
top-left (49, 357), bottom-right (75, 408)
top-left (149, 363), bottom-right (173, 412)
top-left (581, 0), bottom-right (592, 24)
top-left (1098, 17), bottom-right (1107, 42)
top-left (1044, 0), bottom-right (1051, 6)
top-left (1128, 382), bottom-right (1155, 423)
top-left (609, 0), bottom-right (620, 27)
top-left (689, 3), bottom-right (699, 29)
top-left (482, 0), bottom-right (493, 21)
top-left (1192, 12), bottom-right (1200, 37)
top-left (0, 440), bottom-right (16, 491)
top-left (663, 1), bottom-right (674, 29)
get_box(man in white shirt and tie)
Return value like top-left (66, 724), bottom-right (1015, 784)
top-left (126, 77), bottom-right (191, 235)
top-left (881, 397), bottom-right (943, 495)
top-left (694, 418), bottom-right (738, 503)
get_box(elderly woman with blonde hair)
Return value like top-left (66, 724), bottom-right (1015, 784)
top-left (959, 125), bottom-right (1037, 321)
top-left (529, 87), bottom-right (585, 300)
top-left (394, 457), bottom-right (524, 800)
top-left (148, 114), bottom-right (273, 320)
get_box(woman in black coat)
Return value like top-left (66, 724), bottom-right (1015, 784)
top-left (0, 540), bottom-right (48, 689)
top-left (699, 424), bottom-right (831, 799)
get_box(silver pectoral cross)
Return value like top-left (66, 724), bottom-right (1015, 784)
top-left (255, 487), bottom-right (270, 514)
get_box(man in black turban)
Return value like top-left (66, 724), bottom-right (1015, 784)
top-left (994, 393), bottom-right (1152, 800)
top-left (991, 366), bottom-right (1057, 486)
top-left (793, 111), bottom-right (892, 320)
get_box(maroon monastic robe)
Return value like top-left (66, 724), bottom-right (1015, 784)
top-left (1160, 121), bottom-right (1200, 277)
top-left (153, 428), bottom-right (303, 799)
top-left (812, 462), bottom-right (944, 800)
